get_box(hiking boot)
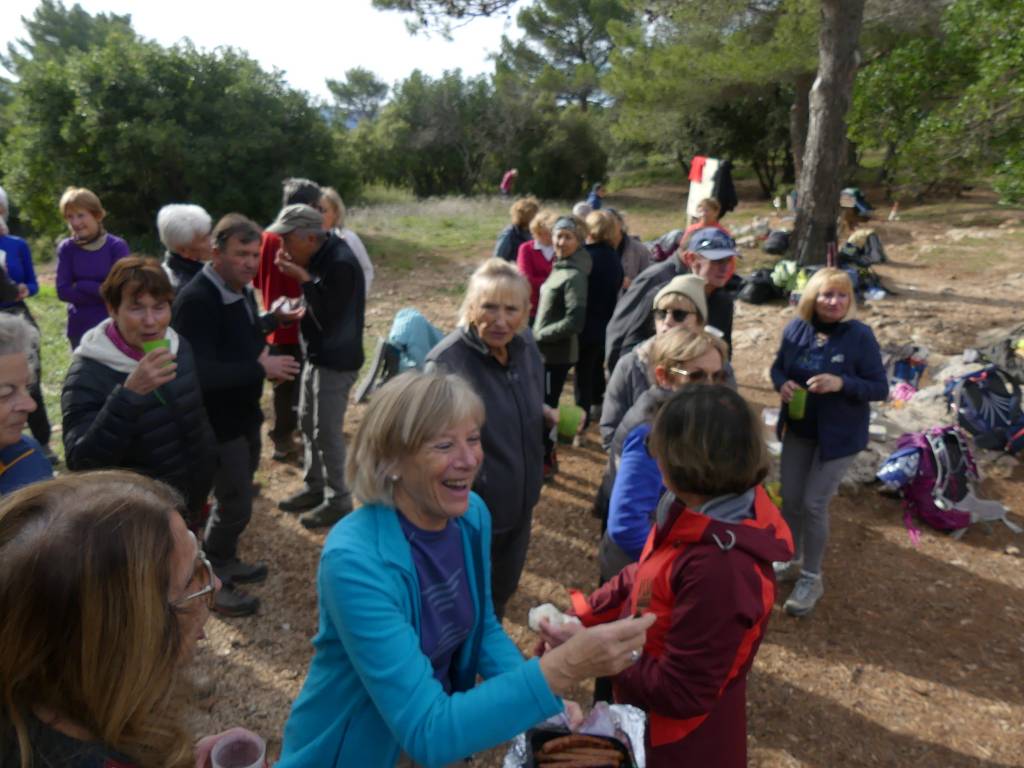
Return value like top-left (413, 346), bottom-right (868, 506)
top-left (772, 559), bottom-right (803, 583)
top-left (272, 435), bottom-right (301, 462)
top-left (299, 499), bottom-right (353, 530)
top-left (212, 558), bottom-right (268, 585)
top-left (279, 487), bottom-right (324, 513)
top-left (784, 573), bottom-right (824, 617)
top-left (212, 584), bottom-right (260, 617)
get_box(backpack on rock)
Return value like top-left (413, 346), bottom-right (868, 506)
top-left (943, 366), bottom-right (1024, 454)
top-left (878, 426), bottom-right (1021, 541)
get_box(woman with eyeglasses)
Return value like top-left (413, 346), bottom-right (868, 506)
top-left (770, 267), bottom-right (887, 617)
top-left (598, 327), bottom-right (729, 582)
top-left (0, 471), bottom-right (258, 768)
top-left (600, 275), bottom-right (708, 450)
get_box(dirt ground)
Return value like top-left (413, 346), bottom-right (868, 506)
top-left (188, 187), bottom-right (1024, 767)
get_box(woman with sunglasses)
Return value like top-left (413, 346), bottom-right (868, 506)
top-left (0, 471), bottom-right (258, 768)
top-left (600, 275), bottom-right (708, 450)
top-left (599, 327), bottom-right (729, 582)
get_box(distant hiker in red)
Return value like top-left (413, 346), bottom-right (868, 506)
top-left (500, 168), bottom-right (518, 197)
top-left (539, 385), bottom-right (793, 768)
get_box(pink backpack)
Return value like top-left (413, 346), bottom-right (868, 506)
top-left (892, 426), bottom-right (1020, 541)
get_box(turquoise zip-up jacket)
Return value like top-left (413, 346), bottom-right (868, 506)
top-left (278, 493), bottom-right (562, 767)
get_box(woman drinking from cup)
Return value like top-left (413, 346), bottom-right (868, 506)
top-left (278, 371), bottom-right (655, 768)
top-left (540, 386), bottom-right (793, 768)
top-left (770, 267), bottom-right (887, 616)
top-left (61, 257), bottom-right (215, 525)
top-left (425, 259), bottom-right (546, 619)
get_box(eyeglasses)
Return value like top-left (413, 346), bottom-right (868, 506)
top-left (654, 308), bottom-right (692, 323)
top-left (668, 367), bottom-right (728, 384)
top-left (172, 532), bottom-right (216, 610)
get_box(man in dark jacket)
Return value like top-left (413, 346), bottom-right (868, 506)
top-left (270, 204), bottom-right (366, 529)
top-left (173, 214), bottom-right (301, 616)
top-left (604, 227), bottom-right (738, 372)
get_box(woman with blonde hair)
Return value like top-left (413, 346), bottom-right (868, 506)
top-left (55, 187), bottom-right (130, 348)
top-left (0, 471), bottom-right (255, 767)
top-left (320, 186), bottom-right (374, 296)
top-left (599, 326), bottom-right (729, 581)
top-left (770, 267), bottom-right (886, 616)
top-left (516, 208), bottom-right (559, 320)
top-left (425, 259), bottom-right (547, 617)
top-left (494, 195), bottom-right (540, 262)
top-left (575, 209), bottom-right (624, 431)
top-left (278, 371), bottom-right (655, 767)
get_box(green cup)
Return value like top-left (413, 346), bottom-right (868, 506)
top-left (142, 338), bottom-right (171, 364)
top-left (788, 387), bottom-right (807, 420)
top-left (557, 404), bottom-right (585, 442)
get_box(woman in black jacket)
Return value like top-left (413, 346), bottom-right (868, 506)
top-left (61, 257), bottom-right (215, 525)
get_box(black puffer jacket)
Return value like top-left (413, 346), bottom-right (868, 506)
top-left (61, 321), bottom-right (215, 516)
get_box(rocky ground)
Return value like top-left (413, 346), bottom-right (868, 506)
top-left (187, 187), bottom-right (1024, 767)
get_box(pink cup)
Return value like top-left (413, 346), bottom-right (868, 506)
top-left (210, 730), bottom-right (265, 768)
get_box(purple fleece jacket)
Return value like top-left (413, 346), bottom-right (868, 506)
top-left (56, 234), bottom-right (130, 345)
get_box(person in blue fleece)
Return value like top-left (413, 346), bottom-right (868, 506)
top-left (278, 371), bottom-right (654, 768)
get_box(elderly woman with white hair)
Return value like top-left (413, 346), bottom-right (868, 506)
top-left (0, 313), bottom-right (52, 493)
top-left (0, 186), bottom-right (53, 463)
top-left (156, 203), bottom-right (213, 293)
top-left (278, 371), bottom-right (655, 768)
top-left (425, 259), bottom-right (547, 618)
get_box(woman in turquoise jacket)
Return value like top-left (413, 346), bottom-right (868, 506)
top-left (278, 371), bottom-right (654, 768)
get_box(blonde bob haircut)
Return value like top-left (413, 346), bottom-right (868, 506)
top-left (321, 186), bottom-right (346, 228)
top-left (347, 372), bottom-right (485, 507)
top-left (510, 196), bottom-right (540, 228)
top-left (529, 208), bottom-right (558, 238)
top-left (585, 210), bottom-right (618, 245)
top-left (0, 472), bottom-right (193, 768)
top-left (797, 267), bottom-right (856, 324)
top-left (458, 258), bottom-right (531, 333)
top-left (59, 186), bottom-right (106, 220)
top-left (649, 326), bottom-right (729, 376)
top-left (648, 385), bottom-right (768, 498)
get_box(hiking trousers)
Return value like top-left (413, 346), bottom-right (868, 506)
top-left (300, 364), bottom-right (357, 508)
top-left (780, 432), bottom-right (856, 576)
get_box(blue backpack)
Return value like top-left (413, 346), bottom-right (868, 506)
top-left (943, 366), bottom-right (1024, 454)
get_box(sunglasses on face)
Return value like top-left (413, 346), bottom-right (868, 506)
top-left (668, 366), bottom-right (728, 384)
top-left (654, 308), bottom-right (691, 323)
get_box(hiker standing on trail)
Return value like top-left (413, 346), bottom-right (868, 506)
top-left (770, 267), bottom-right (887, 617)
top-left (494, 196), bottom-right (539, 262)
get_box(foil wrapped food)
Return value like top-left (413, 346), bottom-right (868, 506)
top-left (502, 703), bottom-right (646, 768)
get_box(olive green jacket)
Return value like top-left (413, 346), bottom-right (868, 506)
top-left (533, 248), bottom-right (591, 365)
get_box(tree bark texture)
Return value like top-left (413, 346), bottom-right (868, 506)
top-left (789, 72), bottom-right (814, 182)
top-left (793, 0), bottom-right (866, 266)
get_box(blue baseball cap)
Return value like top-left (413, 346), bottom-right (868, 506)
top-left (686, 227), bottom-right (739, 261)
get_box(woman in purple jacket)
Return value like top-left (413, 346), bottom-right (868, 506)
top-left (55, 187), bottom-right (130, 348)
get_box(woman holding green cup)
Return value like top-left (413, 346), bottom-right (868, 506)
top-left (769, 268), bottom-right (887, 617)
top-left (61, 257), bottom-right (215, 525)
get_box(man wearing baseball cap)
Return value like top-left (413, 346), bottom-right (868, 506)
top-left (270, 204), bottom-right (366, 529)
top-left (604, 226), bottom-right (738, 372)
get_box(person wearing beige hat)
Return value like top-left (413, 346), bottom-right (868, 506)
top-left (599, 274), bottom-right (707, 449)
top-left (270, 204), bottom-right (366, 530)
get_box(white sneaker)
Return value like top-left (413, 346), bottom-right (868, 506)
top-left (784, 573), bottom-right (824, 617)
top-left (772, 559), bottom-right (803, 583)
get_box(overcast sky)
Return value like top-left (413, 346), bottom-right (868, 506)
top-left (1, 0), bottom-right (519, 100)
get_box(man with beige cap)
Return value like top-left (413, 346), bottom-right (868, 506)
top-left (270, 204), bottom-right (366, 529)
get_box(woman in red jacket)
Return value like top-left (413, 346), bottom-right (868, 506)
top-left (541, 385), bottom-right (793, 767)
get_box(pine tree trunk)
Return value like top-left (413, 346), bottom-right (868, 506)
top-left (790, 72), bottom-right (814, 182)
top-left (792, 0), bottom-right (866, 266)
